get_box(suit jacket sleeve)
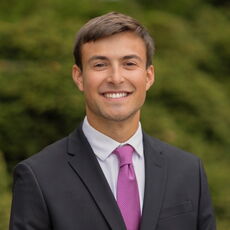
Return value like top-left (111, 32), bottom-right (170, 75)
top-left (9, 163), bottom-right (51, 230)
top-left (198, 159), bottom-right (216, 230)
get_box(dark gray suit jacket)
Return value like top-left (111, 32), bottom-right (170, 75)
top-left (10, 124), bottom-right (216, 230)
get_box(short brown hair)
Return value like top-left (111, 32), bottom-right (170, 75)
top-left (73, 12), bottom-right (154, 70)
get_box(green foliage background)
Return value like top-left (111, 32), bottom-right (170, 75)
top-left (0, 0), bottom-right (229, 229)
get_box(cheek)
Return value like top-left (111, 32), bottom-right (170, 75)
top-left (131, 73), bottom-right (149, 91)
top-left (83, 76), bottom-right (101, 97)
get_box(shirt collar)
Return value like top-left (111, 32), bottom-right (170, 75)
top-left (82, 117), bottom-right (143, 161)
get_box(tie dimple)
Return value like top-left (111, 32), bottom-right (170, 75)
top-left (114, 145), bottom-right (133, 166)
top-left (114, 144), bottom-right (141, 230)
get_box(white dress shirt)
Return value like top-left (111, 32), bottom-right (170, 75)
top-left (82, 117), bottom-right (145, 211)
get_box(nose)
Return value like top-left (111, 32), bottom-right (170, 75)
top-left (107, 65), bottom-right (124, 85)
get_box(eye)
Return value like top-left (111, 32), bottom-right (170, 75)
top-left (126, 62), bottom-right (135, 66)
top-left (123, 61), bottom-right (137, 69)
top-left (92, 62), bottom-right (108, 70)
top-left (95, 63), bottom-right (105, 67)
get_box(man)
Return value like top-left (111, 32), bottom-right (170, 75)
top-left (10, 12), bottom-right (216, 230)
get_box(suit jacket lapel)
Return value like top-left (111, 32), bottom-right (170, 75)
top-left (67, 126), bottom-right (126, 230)
top-left (140, 132), bottom-right (167, 230)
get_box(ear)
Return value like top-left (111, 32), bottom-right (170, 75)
top-left (145, 65), bottom-right (155, 91)
top-left (72, 64), bottom-right (84, 91)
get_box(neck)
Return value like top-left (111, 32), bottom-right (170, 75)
top-left (86, 114), bottom-right (140, 143)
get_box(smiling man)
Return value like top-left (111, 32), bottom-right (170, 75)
top-left (72, 31), bottom-right (154, 142)
top-left (10, 12), bottom-right (216, 230)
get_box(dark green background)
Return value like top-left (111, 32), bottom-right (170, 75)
top-left (0, 0), bottom-right (229, 229)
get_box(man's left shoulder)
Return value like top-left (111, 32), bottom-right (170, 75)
top-left (143, 132), bottom-right (200, 164)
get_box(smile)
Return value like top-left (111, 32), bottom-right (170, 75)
top-left (103, 92), bottom-right (129, 99)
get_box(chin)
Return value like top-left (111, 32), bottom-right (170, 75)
top-left (102, 110), bottom-right (140, 122)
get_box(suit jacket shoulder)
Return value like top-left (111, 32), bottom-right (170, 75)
top-left (144, 132), bottom-right (199, 162)
top-left (19, 135), bottom-right (68, 167)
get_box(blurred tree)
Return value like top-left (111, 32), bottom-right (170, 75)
top-left (0, 151), bottom-right (11, 230)
top-left (134, 0), bottom-right (202, 17)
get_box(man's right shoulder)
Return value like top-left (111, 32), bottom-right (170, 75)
top-left (13, 124), bottom-right (86, 174)
top-left (16, 135), bottom-right (70, 170)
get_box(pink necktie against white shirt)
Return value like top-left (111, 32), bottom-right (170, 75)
top-left (114, 144), bottom-right (141, 230)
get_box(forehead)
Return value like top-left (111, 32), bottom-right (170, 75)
top-left (81, 32), bottom-right (147, 62)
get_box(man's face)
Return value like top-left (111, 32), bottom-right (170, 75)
top-left (72, 32), bottom-right (154, 125)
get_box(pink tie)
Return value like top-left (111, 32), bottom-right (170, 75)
top-left (114, 144), bottom-right (141, 230)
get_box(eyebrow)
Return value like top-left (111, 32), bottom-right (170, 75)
top-left (122, 55), bottom-right (143, 62)
top-left (88, 55), bottom-right (143, 63)
top-left (88, 56), bottom-right (108, 63)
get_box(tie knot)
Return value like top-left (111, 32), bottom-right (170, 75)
top-left (114, 144), bottom-right (134, 167)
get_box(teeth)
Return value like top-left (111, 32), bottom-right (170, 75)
top-left (104, 92), bottom-right (128, 99)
